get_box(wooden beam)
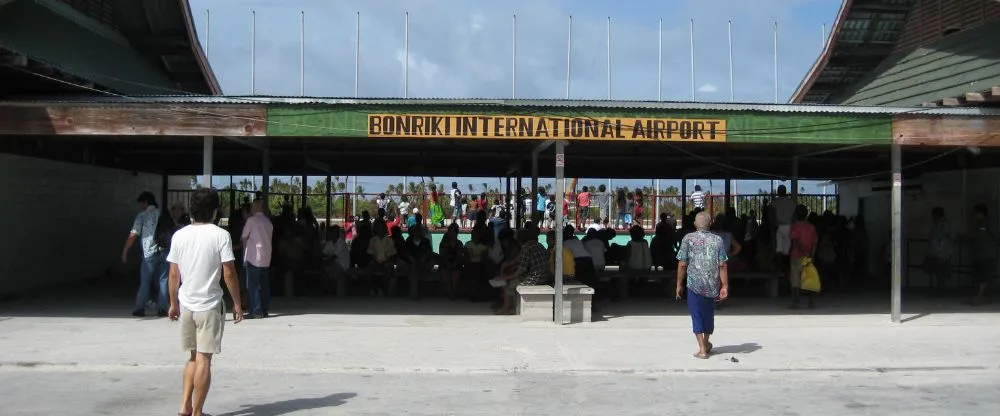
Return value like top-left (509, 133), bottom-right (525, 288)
top-left (0, 104), bottom-right (266, 136)
top-left (965, 92), bottom-right (986, 102)
top-left (893, 115), bottom-right (1000, 147)
top-left (941, 97), bottom-right (965, 106)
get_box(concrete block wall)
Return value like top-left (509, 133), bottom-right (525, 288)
top-left (0, 153), bottom-right (162, 295)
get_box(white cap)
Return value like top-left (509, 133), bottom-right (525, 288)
top-left (413, 208), bottom-right (420, 214)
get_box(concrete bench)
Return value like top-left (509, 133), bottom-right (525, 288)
top-left (606, 268), bottom-right (780, 299)
top-left (516, 284), bottom-right (594, 324)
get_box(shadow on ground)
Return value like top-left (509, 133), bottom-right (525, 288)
top-left (712, 342), bottom-right (763, 355)
top-left (1, 276), bottom-right (998, 319)
top-left (215, 392), bottom-right (357, 416)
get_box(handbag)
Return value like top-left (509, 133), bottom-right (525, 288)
top-left (800, 256), bottom-right (822, 293)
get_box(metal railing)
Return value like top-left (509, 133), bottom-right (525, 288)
top-left (167, 188), bottom-right (839, 231)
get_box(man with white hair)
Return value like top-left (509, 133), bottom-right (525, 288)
top-left (675, 211), bottom-right (729, 359)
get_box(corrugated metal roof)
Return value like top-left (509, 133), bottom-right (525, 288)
top-left (5, 94), bottom-right (1000, 116)
top-left (838, 20), bottom-right (1000, 106)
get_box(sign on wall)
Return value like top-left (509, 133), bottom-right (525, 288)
top-left (367, 113), bottom-right (727, 142)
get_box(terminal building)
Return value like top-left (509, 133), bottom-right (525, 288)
top-left (792, 0), bottom-right (1000, 286)
top-left (1, 0), bottom-right (999, 322)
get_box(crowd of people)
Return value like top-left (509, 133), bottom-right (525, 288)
top-left (124, 182), bottom-right (999, 320)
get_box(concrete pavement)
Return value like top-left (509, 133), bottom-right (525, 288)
top-left (1, 294), bottom-right (999, 414)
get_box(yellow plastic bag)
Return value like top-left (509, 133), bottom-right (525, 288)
top-left (800, 257), bottom-right (822, 293)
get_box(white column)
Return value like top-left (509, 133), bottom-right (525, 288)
top-left (201, 136), bottom-right (213, 188)
top-left (554, 142), bottom-right (566, 324)
top-left (890, 144), bottom-right (902, 323)
top-left (531, 152), bottom-right (539, 224)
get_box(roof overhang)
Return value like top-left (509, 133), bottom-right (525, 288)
top-left (177, 0), bottom-right (220, 95)
top-left (791, 0), bottom-right (916, 104)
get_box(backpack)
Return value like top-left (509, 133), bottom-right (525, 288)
top-left (154, 210), bottom-right (177, 252)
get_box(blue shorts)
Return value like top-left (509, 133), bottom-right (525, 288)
top-left (687, 289), bottom-right (715, 335)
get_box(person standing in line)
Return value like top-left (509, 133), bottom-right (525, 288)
top-left (576, 186), bottom-right (592, 228)
top-left (376, 193), bottom-right (389, 219)
top-left (122, 191), bottom-right (169, 317)
top-left (789, 205), bottom-right (818, 309)
top-left (689, 185), bottom-right (706, 211)
top-left (449, 182), bottom-right (463, 225)
top-left (968, 204), bottom-right (997, 306)
top-left (167, 188), bottom-right (243, 416)
top-left (594, 184), bottom-right (610, 224)
top-left (241, 199), bottom-right (273, 319)
top-left (397, 196), bottom-right (411, 223)
top-left (924, 207), bottom-right (953, 296)
top-left (675, 211), bottom-right (729, 359)
top-left (535, 186), bottom-right (547, 225)
top-left (770, 185), bottom-right (797, 272)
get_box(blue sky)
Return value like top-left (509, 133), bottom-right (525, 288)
top-left (187, 0), bottom-right (843, 195)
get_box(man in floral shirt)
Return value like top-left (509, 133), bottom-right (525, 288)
top-left (676, 211), bottom-right (729, 359)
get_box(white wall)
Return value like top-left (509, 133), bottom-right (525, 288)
top-left (0, 153), bottom-right (162, 295)
top-left (837, 167), bottom-right (1000, 286)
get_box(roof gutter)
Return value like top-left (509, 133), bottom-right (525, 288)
top-left (789, 0), bottom-right (854, 104)
top-left (177, 0), bottom-right (221, 95)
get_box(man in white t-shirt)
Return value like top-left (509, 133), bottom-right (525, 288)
top-left (167, 188), bottom-right (243, 416)
top-left (770, 185), bottom-right (797, 256)
top-left (449, 182), bottom-right (463, 223)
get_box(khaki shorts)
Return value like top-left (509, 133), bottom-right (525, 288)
top-left (790, 260), bottom-right (804, 289)
top-left (180, 304), bottom-right (225, 354)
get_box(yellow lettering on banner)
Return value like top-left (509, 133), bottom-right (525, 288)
top-left (366, 114), bottom-right (727, 142)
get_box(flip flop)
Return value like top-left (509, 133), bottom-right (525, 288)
top-left (693, 353), bottom-right (709, 360)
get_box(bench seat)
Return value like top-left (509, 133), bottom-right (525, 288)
top-left (605, 268), bottom-right (780, 299)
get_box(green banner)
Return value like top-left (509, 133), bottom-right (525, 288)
top-left (266, 105), bottom-right (892, 145)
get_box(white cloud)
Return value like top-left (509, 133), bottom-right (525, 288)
top-left (469, 12), bottom-right (485, 33)
top-left (698, 83), bottom-right (718, 93)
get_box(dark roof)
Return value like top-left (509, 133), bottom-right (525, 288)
top-left (109, 0), bottom-right (219, 94)
top-left (0, 0), bottom-right (218, 95)
top-left (7, 95), bottom-right (1000, 116)
top-left (791, 0), bottom-right (917, 104)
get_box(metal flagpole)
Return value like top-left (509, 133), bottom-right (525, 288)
top-left (657, 18), bottom-right (662, 101)
top-left (689, 19), bottom-right (696, 101)
top-left (728, 20), bottom-right (734, 102)
top-left (205, 10), bottom-right (211, 57)
top-left (300, 10), bottom-right (305, 96)
top-left (566, 15), bottom-right (572, 99)
top-left (251, 10), bottom-right (256, 94)
top-left (606, 17), bottom-right (612, 100)
top-left (512, 13), bottom-right (517, 98)
top-left (355, 12), bottom-right (360, 98)
top-left (773, 20), bottom-right (779, 104)
top-left (821, 23), bottom-right (827, 50)
top-left (404, 11), bottom-right (409, 98)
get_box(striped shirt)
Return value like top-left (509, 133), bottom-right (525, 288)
top-left (690, 191), bottom-right (705, 209)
